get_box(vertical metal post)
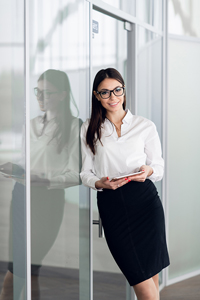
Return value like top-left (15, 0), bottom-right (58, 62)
top-left (127, 23), bottom-right (137, 114)
top-left (162, 0), bottom-right (169, 289)
top-left (24, 0), bottom-right (31, 299)
top-left (126, 20), bottom-right (138, 300)
top-left (89, 3), bottom-right (93, 300)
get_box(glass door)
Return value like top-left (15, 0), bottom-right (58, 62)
top-left (91, 9), bottom-right (133, 300)
top-left (28, 1), bottom-right (90, 299)
top-left (0, 1), bottom-right (91, 300)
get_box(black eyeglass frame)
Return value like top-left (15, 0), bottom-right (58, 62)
top-left (96, 86), bottom-right (125, 99)
top-left (34, 87), bottom-right (59, 99)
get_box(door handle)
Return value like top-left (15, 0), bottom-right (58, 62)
top-left (93, 215), bottom-right (104, 238)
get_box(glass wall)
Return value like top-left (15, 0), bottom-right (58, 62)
top-left (28, 0), bottom-right (90, 299)
top-left (168, 0), bottom-right (200, 38)
top-left (101, 0), bottom-right (135, 16)
top-left (102, 0), bottom-right (163, 30)
top-left (137, 0), bottom-right (163, 30)
top-left (0, 0), bottom-right (90, 299)
top-left (0, 0), bottom-right (27, 299)
top-left (168, 39), bottom-right (200, 280)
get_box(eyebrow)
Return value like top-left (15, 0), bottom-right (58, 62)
top-left (37, 88), bottom-right (51, 91)
top-left (99, 85), bottom-right (122, 91)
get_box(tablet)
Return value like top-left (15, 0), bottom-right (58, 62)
top-left (0, 171), bottom-right (25, 179)
top-left (112, 171), bottom-right (144, 180)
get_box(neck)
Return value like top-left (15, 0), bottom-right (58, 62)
top-left (46, 110), bottom-right (58, 122)
top-left (106, 109), bottom-right (126, 125)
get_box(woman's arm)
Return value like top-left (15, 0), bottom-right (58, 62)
top-left (48, 118), bottom-right (82, 189)
top-left (80, 121), bottom-right (102, 190)
top-left (127, 122), bottom-right (164, 183)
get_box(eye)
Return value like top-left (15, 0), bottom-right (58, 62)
top-left (115, 87), bottom-right (122, 93)
top-left (100, 91), bottom-right (109, 96)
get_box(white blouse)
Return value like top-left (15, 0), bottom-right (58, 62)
top-left (80, 109), bottom-right (164, 190)
top-left (18, 116), bottom-right (81, 189)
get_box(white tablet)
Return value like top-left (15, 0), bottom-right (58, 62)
top-left (112, 171), bottom-right (144, 180)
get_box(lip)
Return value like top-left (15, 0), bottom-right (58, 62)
top-left (108, 101), bottom-right (120, 107)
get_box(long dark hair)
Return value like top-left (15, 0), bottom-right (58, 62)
top-left (38, 69), bottom-right (78, 153)
top-left (86, 68), bottom-right (126, 155)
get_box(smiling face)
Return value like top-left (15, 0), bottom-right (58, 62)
top-left (94, 78), bottom-right (125, 115)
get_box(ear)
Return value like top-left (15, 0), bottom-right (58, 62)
top-left (93, 91), bottom-right (100, 101)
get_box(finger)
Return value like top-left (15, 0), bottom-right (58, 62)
top-left (115, 178), bottom-right (130, 188)
top-left (101, 177), bottom-right (109, 183)
top-left (115, 177), bottom-right (128, 184)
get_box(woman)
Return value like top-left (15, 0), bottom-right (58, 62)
top-left (0, 69), bottom-right (81, 300)
top-left (80, 68), bottom-right (170, 300)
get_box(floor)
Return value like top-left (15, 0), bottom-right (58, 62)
top-left (1, 260), bottom-right (200, 300)
top-left (160, 275), bottom-right (200, 300)
top-left (0, 262), bottom-right (126, 300)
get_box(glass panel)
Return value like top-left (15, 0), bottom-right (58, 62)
top-left (168, 0), bottom-right (200, 38)
top-left (28, 0), bottom-right (89, 299)
top-left (137, 0), bottom-right (163, 30)
top-left (92, 10), bottom-right (127, 82)
top-left (168, 38), bottom-right (200, 279)
top-left (101, 0), bottom-right (135, 16)
top-left (92, 9), bottom-right (128, 300)
top-left (137, 26), bottom-right (163, 285)
top-left (137, 27), bottom-right (163, 140)
top-left (0, 0), bottom-right (27, 299)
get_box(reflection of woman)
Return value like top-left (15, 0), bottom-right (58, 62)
top-left (0, 69), bottom-right (81, 300)
top-left (80, 68), bottom-right (170, 300)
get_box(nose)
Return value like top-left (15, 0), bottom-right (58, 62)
top-left (37, 92), bottom-right (44, 101)
top-left (109, 90), bottom-right (116, 100)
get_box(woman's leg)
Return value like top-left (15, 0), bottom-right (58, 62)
top-left (0, 271), bottom-right (40, 300)
top-left (0, 271), bottom-right (13, 300)
top-left (133, 276), bottom-right (159, 300)
top-left (152, 274), bottom-right (160, 299)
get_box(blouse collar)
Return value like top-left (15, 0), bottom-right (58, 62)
top-left (122, 109), bottom-right (133, 124)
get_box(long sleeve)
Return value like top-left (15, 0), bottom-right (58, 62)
top-left (48, 118), bottom-right (82, 189)
top-left (145, 122), bottom-right (164, 182)
top-left (80, 121), bottom-right (101, 190)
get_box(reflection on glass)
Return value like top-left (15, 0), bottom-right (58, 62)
top-left (168, 0), bottom-right (200, 38)
top-left (101, 0), bottom-right (135, 16)
top-left (137, 0), bottom-right (163, 30)
top-left (0, 69), bottom-right (82, 300)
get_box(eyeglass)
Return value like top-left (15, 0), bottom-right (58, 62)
top-left (96, 87), bottom-right (125, 99)
top-left (34, 87), bottom-right (59, 99)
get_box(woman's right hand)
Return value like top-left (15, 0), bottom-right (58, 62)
top-left (95, 176), bottom-right (130, 190)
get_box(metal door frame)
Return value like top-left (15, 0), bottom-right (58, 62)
top-left (86, 0), bottom-right (168, 299)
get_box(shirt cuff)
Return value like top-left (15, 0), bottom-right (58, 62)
top-left (147, 167), bottom-right (156, 182)
top-left (88, 177), bottom-right (103, 191)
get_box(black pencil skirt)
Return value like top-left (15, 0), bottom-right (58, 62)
top-left (97, 179), bottom-right (170, 286)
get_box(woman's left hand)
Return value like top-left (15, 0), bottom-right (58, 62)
top-left (31, 174), bottom-right (50, 186)
top-left (127, 165), bottom-right (153, 182)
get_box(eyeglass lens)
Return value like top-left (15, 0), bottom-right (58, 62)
top-left (100, 87), bottom-right (124, 99)
top-left (34, 88), bottom-right (56, 100)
